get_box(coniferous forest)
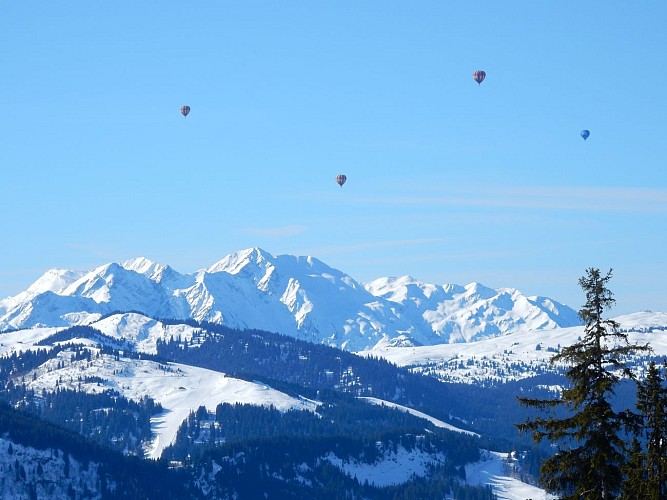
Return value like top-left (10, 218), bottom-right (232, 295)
top-left (518, 268), bottom-right (667, 499)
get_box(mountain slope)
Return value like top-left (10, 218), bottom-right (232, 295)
top-left (0, 402), bottom-right (198, 499)
top-left (365, 275), bottom-right (580, 343)
top-left (363, 311), bottom-right (667, 385)
top-left (1, 248), bottom-right (581, 350)
top-left (0, 321), bottom-right (319, 459)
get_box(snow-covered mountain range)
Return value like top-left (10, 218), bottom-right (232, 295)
top-left (361, 311), bottom-right (667, 385)
top-left (0, 248), bottom-right (580, 350)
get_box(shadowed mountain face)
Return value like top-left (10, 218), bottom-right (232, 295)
top-left (0, 247), bottom-right (580, 350)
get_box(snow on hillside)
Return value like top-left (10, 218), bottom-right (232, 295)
top-left (354, 399), bottom-right (552, 498)
top-left (0, 313), bottom-right (197, 358)
top-left (466, 451), bottom-right (556, 500)
top-left (5, 309), bottom-right (665, 392)
top-left (19, 348), bottom-right (318, 459)
top-left (1, 314), bottom-right (321, 459)
top-left (0, 248), bottom-right (581, 351)
top-left (358, 397), bottom-right (479, 436)
top-left (362, 312), bottom-right (667, 384)
top-left (322, 443), bottom-right (553, 498)
top-left (322, 445), bottom-right (447, 487)
top-left (0, 325), bottom-right (63, 357)
top-left (91, 313), bottom-right (200, 354)
top-left (321, 403), bottom-right (550, 498)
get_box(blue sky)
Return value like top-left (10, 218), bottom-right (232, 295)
top-left (2, 1), bottom-right (666, 314)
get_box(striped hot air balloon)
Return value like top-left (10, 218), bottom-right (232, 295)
top-left (336, 174), bottom-right (347, 187)
top-left (473, 70), bottom-right (486, 85)
top-left (180, 105), bottom-right (191, 117)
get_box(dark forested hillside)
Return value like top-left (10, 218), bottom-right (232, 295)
top-left (190, 434), bottom-right (496, 500)
top-left (159, 395), bottom-right (497, 499)
top-left (0, 342), bottom-right (163, 456)
top-left (0, 320), bottom-right (564, 498)
top-left (0, 401), bottom-right (199, 499)
top-left (156, 320), bottom-right (557, 446)
top-left (163, 396), bottom-right (482, 464)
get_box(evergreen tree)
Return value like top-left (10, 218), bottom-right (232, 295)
top-left (517, 268), bottom-right (648, 499)
top-left (633, 361), bottom-right (667, 499)
top-left (620, 438), bottom-right (648, 500)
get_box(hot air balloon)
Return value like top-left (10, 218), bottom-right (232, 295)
top-left (473, 70), bottom-right (486, 85)
top-left (180, 105), bottom-right (191, 117)
top-left (336, 174), bottom-right (347, 187)
top-left (580, 130), bottom-right (590, 141)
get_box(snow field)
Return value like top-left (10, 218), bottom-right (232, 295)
top-left (466, 451), bottom-right (556, 500)
top-left (364, 312), bottom-right (667, 383)
top-left (358, 397), bottom-right (479, 436)
top-left (19, 348), bottom-right (318, 459)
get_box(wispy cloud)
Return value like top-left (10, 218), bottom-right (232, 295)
top-left (244, 225), bottom-right (308, 238)
top-left (320, 237), bottom-right (616, 269)
top-left (308, 237), bottom-right (446, 256)
top-left (66, 243), bottom-right (124, 261)
top-left (341, 185), bottom-right (667, 213)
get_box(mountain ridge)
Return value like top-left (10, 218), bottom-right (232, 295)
top-left (1, 247), bottom-right (582, 350)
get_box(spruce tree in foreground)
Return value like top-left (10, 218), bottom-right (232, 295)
top-left (621, 437), bottom-right (649, 499)
top-left (517, 268), bottom-right (649, 500)
top-left (623, 361), bottom-right (667, 499)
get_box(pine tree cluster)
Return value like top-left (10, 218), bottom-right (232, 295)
top-left (518, 268), bottom-right (666, 499)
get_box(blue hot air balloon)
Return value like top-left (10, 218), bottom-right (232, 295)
top-left (473, 70), bottom-right (486, 85)
top-left (336, 174), bottom-right (347, 187)
top-left (580, 130), bottom-right (590, 141)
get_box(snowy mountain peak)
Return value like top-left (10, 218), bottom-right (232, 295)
top-left (207, 247), bottom-right (273, 275)
top-left (26, 268), bottom-right (84, 296)
top-left (122, 256), bottom-right (166, 275)
top-left (60, 262), bottom-right (126, 301)
top-left (463, 281), bottom-right (498, 302)
top-left (364, 276), bottom-right (439, 304)
top-left (1, 268), bottom-right (86, 318)
top-left (1, 249), bottom-right (585, 349)
top-left (120, 256), bottom-right (187, 289)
